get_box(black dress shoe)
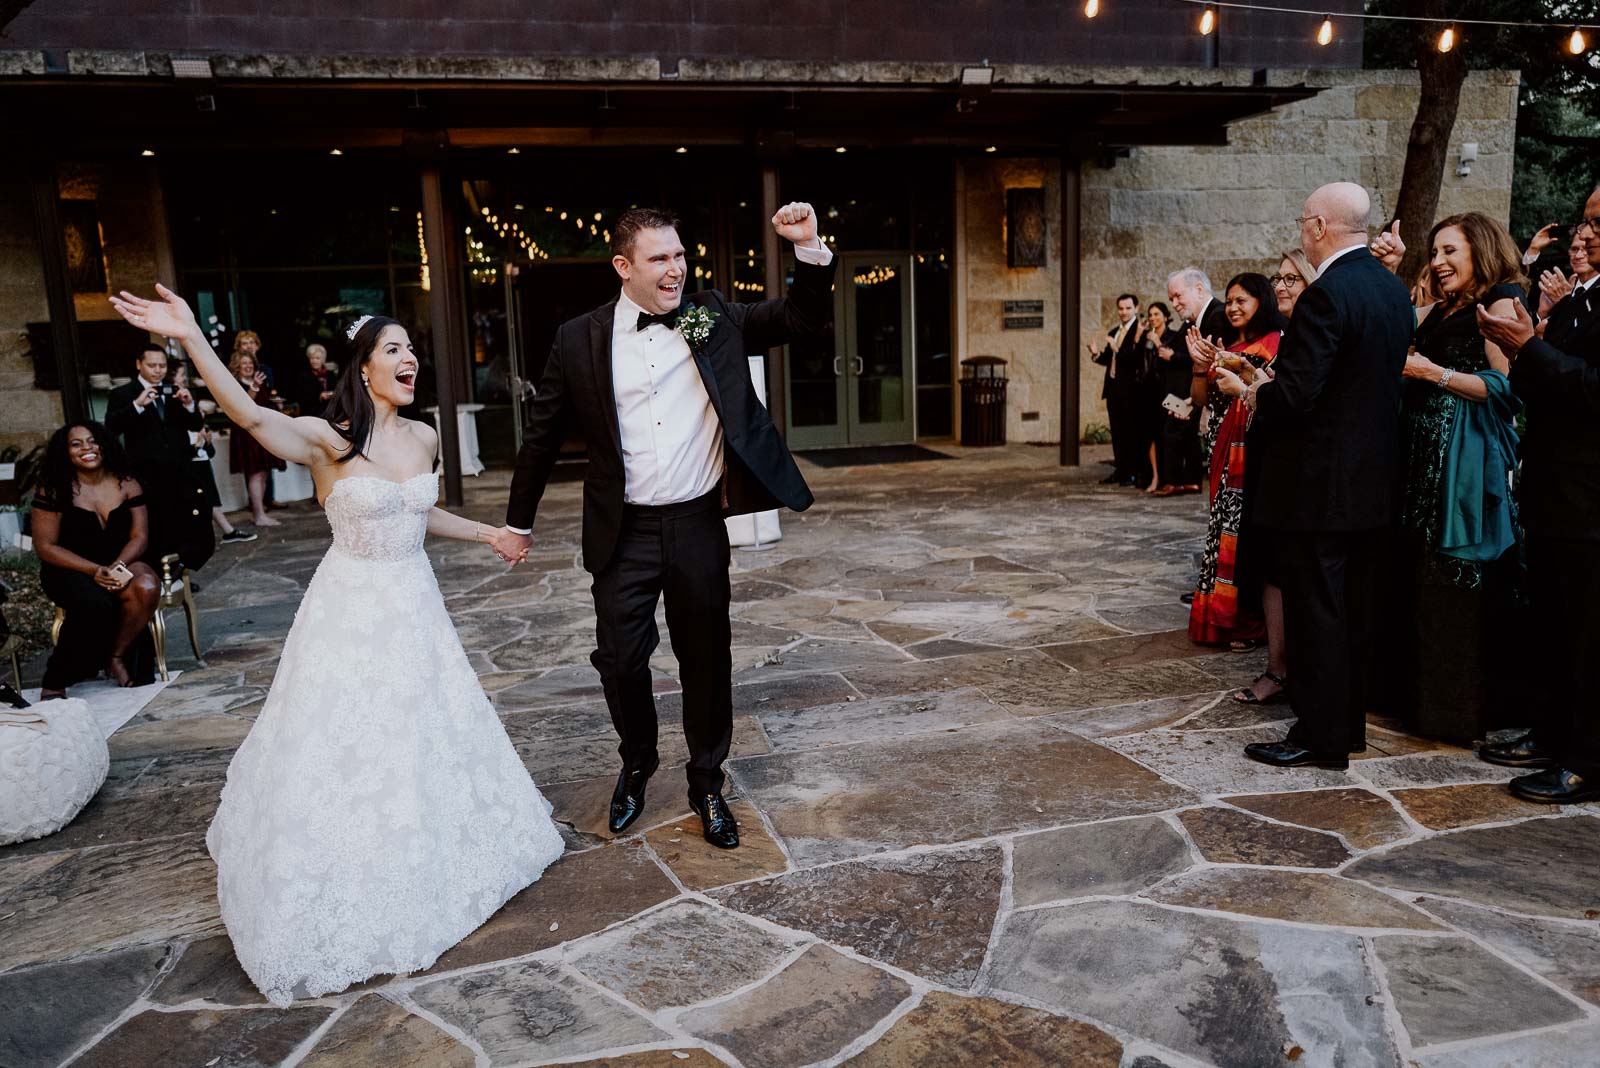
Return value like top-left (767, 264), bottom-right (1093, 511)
top-left (1179, 591), bottom-right (1194, 605)
top-left (689, 790), bottom-right (740, 849)
top-left (1243, 740), bottom-right (1349, 770)
top-left (1099, 473), bottom-right (1124, 485)
top-left (1508, 768), bottom-right (1600, 804)
top-left (1478, 735), bottom-right (1557, 769)
top-left (608, 755), bottom-right (659, 834)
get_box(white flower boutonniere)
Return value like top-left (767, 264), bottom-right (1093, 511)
top-left (677, 305), bottom-right (719, 349)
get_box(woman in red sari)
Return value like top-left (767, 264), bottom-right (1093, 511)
top-left (1186, 272), bottom-right (1286, 647)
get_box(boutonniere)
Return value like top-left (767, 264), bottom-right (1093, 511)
top-left (677, 305), bottom-right (719, 349)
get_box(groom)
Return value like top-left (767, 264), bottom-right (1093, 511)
top-left (492, 202), bottom-right (834, 849)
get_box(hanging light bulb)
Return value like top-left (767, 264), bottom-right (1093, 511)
top-left (1570, 28), bottom-right (1588, 55)
top-left (1317, 15), bottom-right (1334, 46)
top-left (1199, 5), bottom-right (1216, 36)
top-left (1437, 25), bottom-right (1455, 52)
top-left (1084, 0), bottom-right (1099, 17)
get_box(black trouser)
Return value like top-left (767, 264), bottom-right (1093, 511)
top-left (1526, 535), bottom-right (1600, 776)
top-left (1107, 379), bottom-right (1152, 485)
top-left (1277, 527), bottom-right (1384, 757)
top-left (590, 490), bottom-right (732, 795)
top-left (1161, 414), bottom-right (1203, 486)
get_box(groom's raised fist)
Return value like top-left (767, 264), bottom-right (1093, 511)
top-left (771, 201), bottom-right (820, 247)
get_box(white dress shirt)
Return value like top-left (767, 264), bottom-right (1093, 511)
top-left (507, 240), bottom-right (833, 530)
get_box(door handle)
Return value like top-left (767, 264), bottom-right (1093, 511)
top-left (833, 355), bottom-right (843, 376)
top-left (852, 356), bottom-right (864, 376)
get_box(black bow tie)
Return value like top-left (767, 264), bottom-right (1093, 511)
top-left (635, 309), bottom-right (681, 332)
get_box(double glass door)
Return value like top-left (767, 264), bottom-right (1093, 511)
top-left (786, 252), bottom-right (913, 448)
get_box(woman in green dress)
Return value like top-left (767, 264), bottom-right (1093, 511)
top-left (1374, 212), bottom-right (1527, 743)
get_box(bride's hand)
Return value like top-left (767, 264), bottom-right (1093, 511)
top-left (488, 526), bottom-right (531, 565)
top-left (109, 284), bottom-right (199, 340)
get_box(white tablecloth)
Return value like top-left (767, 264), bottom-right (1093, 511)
top-left (209, 432), bottom-right (314, 510)
top-left (426, 404), bottom-right (486, 477)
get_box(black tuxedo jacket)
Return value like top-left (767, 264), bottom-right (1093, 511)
top-left (1092, 320), bottom-right (1139, 399)
top-left (507, 257), bottom-right (833, 572)
top-left (1512, 286), bottom-right (1600, 540)
top-left (105, 380), bottom-right (203, 469)
top-left (1252, 247), bottom-right (1413, 531)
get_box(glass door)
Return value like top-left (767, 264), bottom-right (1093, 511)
top-left (785, 252), bottom-right (913, 447)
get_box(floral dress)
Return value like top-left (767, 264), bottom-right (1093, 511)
top-left (1189, 331), bottom-right (1279, 644)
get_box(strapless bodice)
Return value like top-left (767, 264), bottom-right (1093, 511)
top-left (323, 473), bottom-right (436, 561)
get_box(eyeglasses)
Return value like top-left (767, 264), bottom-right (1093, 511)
top-left (1269, 273), bottom-right (1305, 288)
top-left (1292, 214), bottom-right (1324, 227)
top-left (1578, 217), bottom-right (1600, 234)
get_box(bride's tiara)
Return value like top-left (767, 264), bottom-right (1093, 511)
top-left (345, 315), bottom-right (374, 341)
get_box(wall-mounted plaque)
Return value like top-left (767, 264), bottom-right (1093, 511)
top-left (1003, 315), bottom-right (1044, 330)
top-left (1003, 300), bottom-right (1044, 315)
top-left (1006, 187), bottom-right (1047, 268)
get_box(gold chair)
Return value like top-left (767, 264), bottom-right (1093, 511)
top-left (2, 633), bottom-right (21, 689)
top-left (49, 553), bottom-right (204, 682)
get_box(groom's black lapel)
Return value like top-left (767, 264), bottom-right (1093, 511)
top-left (589, 302), bottom-right (623, 459)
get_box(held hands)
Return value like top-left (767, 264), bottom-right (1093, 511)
top-left (771, 202), bottom-right (820, 247)
top-left (109, 284), bottom-right (200, 341)
top-left (1370, 219), bottom-right (1405, 273)
top-left (1475, 301), bottom-right (1537, 359)
top-left (488, 527), bottom-right (532, 566)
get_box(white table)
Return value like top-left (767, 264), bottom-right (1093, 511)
top-left (425, 404), bottom-right (486, 477)
top-left (726, 356), bottom-right (783, 549)
top-left (208, 434), bottom-right (314, 510)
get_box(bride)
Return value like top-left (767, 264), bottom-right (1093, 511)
top-left (109, 286), bottom-right (564, 1006)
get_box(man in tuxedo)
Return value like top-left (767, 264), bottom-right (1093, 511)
top-left (491, 203), bottom-right (833, 848)
top-left (104, 344), bottom-right (214, 572)
top-left (1088, 294), bottom-right (1146, 486)
top-left (1241, 182), bottom-right (1413, 769)
top-left (1475, 183), bottom-right (1600, 803)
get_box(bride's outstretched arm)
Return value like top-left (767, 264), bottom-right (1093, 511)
top-left (109, 285), bottom-right (339, 467)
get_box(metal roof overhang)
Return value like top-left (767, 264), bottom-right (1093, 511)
top-left (5, 76), bottom-right (1320, 155)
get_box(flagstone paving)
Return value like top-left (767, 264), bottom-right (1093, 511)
top-left (4, 444), bottom-right (1599, 1067)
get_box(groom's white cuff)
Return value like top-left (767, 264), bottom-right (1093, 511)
top-left (506, 525), bottom-right (531, 535)
top-left (794, 241), bottom-right (833, 267)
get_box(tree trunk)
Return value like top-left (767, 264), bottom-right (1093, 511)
top-left (1391, 6), bottom-right (1468, 284)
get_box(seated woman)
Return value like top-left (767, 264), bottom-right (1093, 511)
top-left (1187, 272), bottom-right (1286, 648)
top-left (1372, 212), bottom-right (1527, 744)
top-left (32, 423), bottom-right (160, 698)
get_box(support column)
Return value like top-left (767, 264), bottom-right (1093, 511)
top-left (1059, 155), bottom-right (1082, 467)
top-left (760, 165), bottom-right (786, 435)
top-left (29, 160), bottom-right (85, 425)
top-left (420, 165), bottom-right (464, 507)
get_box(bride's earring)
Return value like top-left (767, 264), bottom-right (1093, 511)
top-left (361, 373), bottom-right (370, 386)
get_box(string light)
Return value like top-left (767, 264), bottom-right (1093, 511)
top-left (1317, 15), bottom-right (1333, 46)
top-left (1571, 28), bottom-right (1587, 54)
top-left (1199, 5), bottom-right (1216, 36)
top-left (1084, 0), bottom-right (1099, 17)
top-left (1150, 1), bottom-right (1598, 52)
top-left (1438, 25), bottom-right (1455, 52)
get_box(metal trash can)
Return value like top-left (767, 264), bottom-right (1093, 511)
top-left (959, 356), bottom-right (1008, 446)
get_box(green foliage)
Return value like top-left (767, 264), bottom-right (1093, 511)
top-left (1365, 0), bottom-right (1600, 240)
top-left (1082, 421), bottom-right (1112, 445)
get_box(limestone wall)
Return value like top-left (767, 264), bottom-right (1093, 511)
top-left (955, 68), bottom-right (1519, 445)
top-left (0, 178), bottom-right (54, 453)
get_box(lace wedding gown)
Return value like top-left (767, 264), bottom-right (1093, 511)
top-left (206, 473), bottom-right (564, 1007)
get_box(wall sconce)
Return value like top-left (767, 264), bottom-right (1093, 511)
top-left (1457, 142), bottom-right (1478, 177)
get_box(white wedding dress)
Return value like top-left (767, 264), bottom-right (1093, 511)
top-left (206, 472), bottom-right (564, 1007)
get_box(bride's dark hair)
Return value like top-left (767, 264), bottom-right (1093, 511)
top-left (324, 315), bottom-right (401, 464)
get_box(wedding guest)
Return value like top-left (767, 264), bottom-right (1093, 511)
top-left (1243, 182), bottom-right (1413, 770)
top-left (31, 423), bottom-right (159, 697)
top-left (167, 361), bottom-right (253, 547)
top-left (1233, 250), bottom-right (1317, 705)
top-left (1371, 212), bottom-right (1526, 744)
top-left (1157, 269), bottom-right (1234, 497)
top-left (227, 351), bottom-right (286, 527)
top-left (1088, 294), bottom-right (1147, 487)
top-left (1135, 301), bottom-right (1183, 493)
top-left (1475, 183), bottom-right (1600, 802)
top-left (1188, 273), bottom-right (1286, 648)
top-left (1531, 229), bottom-right (1597, 322)
top-left (104, 343), bottom-right (214, 573)
top-left (292, 343), bottom-right (338, 419)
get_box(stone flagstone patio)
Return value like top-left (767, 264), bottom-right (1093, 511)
top-left (4, 443), bottom-right (1599, 1067)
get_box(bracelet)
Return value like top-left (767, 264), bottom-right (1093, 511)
top-left (475, 523), bottom-right (489, 543)
top-left (1438, 368), bottom-right (1455, 391)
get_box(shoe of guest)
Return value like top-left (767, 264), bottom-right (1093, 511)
top-left (189, 582), bottom-right (203, 594)
top-left (1179, 591), bottom-right (1194, 605)
top-left (1508, 768), bottom-right (1600, 804)
top-left (608, 754), bottom-right (659, 834)
top-left (1176, 484), bottom-right (1202, 495)
top-left (689, 790), bottom-right (740, 849)
top-left (1243, 740), bottom-right (1349, 770)
top-left (1118, 476), bottom-right (1141, 487)
top-left (1477, 735), bottom-right (1557, 769)
top-left (1152, 485), bottom-right (1179, 497)
top-left (221, 529), bottom-right (258, 544)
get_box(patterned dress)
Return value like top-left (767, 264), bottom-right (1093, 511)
top-left (1189, 331), bottom-right (1279, 644)
top-left (1387, 282), bottom-right (1525, 742)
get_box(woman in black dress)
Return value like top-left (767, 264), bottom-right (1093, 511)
top-left (227, 351), bottom-right (286, 528)
top-left (1137, 301), bottom-right (1190, 495)
top-left (1375, 212), bottom-right (1528, 743)
top-left (31, 422), bottom-right (160, 697)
